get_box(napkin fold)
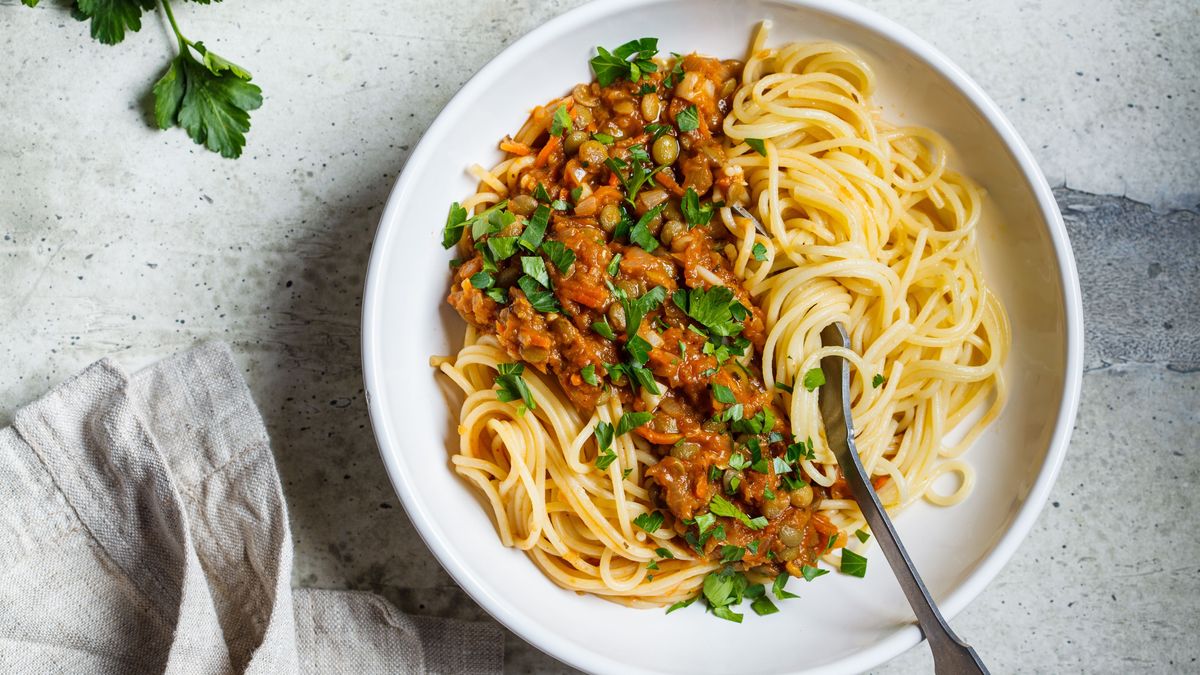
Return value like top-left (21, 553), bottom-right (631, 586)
top-left (0, 342), bottom-right (502, 674)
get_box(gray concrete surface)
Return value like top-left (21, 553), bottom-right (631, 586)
top-left (1, 1), bottom-right (1197, 672)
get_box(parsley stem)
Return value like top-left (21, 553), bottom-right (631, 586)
top-left (160, 0), bottom-right (191, 52)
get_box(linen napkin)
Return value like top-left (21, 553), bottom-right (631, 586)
top-left (0, 342), bottom-right (503, 674)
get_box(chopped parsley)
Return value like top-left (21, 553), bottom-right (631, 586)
top-left (745, 138), bottom-right (767, 156)
top-left (605, 155), bottom-right (665, 206)
top-left (580, 364), bottom-right (600, 386)
top-left (873, 373), bottom-right (886, 388)
top-left (629, 203), bottom-right (666, 252)
top-left (772, 574), bottom-right (800, 599)
top-left (593, 132), bottom-right (615, 145)
top-left (613, 284), bottom-right (667, 339)
top-left (517, 276), bottom-right (560, 313)
top-left (441, 202), bottom-right (469, 248)
top-left (752, 242), bottom-right (768, 261)
top-left (484, 287), bottom-right (508, 304)
top-left (486, 236), bottom-right (519, 261)
top-left (626, 335), bottom-right (652, 365)
top-left (532, 183), bottom-right (551, 203)
top-left (676, 104), bottom-right (699, 132)
top-left (589, 38), bottom-right (659, 86)
top-left (469, 271), bottom-right (493, 289)
top-left (591, 319), bottom-right (617, 340)
top-left (750, 595), bottom-right (779, 616)
top-left (593, 421), bottom-right (616, 470)
top-left (633, 511), bottom-right (664, 534)
top-left (665, 596), bottom-right (697, 614)
top-left (708, 494), bottom-right (767, 530)
top-left (841, 549), bottom-right (868, 578)
top-left (540, 240), bottom-right (575, 274)
top-left (494, 363), bottom-right (535, 412)
top-left (681, 187), bottom-right (714, 226)
top-left (711, 383), bottom-right (736, 405)
top-left (800, 564), bottom-right (829, 582)
top-left (719, 545), bottom-right (745, 563)
top-left (615, 410), bottom-right (653, 437)
top-left (855, 528), bottom-right (871, 543)
top-left (802, 367), bottom-right (826, 391)
top-left (550, 104), bottom-right (572, 136)
top-left (607, 252), bottom-right (623, 277)
top-left (519, 204), bottom-right (551, 251)
top-left (774, 380), bottom-right (793, 394)
top-left (672, 285), bottom-right (745, 337)
top-left (520, 256), bottom-right (551, 288)
top-left (644, 123), bottom-right (672, 142)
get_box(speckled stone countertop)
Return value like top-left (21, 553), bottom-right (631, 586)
top-left (1, 1), bottom-right (1197, 672)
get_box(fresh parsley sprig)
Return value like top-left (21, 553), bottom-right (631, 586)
top-left (22, 0), bottom-right (262, 159)
top-left (589, 38), bottom-right (660, 87)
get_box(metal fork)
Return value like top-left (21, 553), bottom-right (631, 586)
top-left (818, 322), bottom-right (989, 675)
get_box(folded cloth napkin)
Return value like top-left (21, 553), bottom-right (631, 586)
top-left (0, 342), bottom-right (503, 674)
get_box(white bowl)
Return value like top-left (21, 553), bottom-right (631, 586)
top-left (362, 1), bottom-right (1084, 672)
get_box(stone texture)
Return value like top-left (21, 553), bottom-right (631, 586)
top-left (1, 1), bottom-right (1197, 673)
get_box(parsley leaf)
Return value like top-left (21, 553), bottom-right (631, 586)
top-left (772, 574), bottom-right (800, 600)
top-left (606, 252), bottom-right (623, 277)
top-left (655, 547), bottom-right (674, 559)
top-left (487, 236), bottom-right (519, 261)
top-left (589, 38), bottom-right (659, 86)
top-left (441, 202), bottom-right (469, 249)
top-left (872, 373), bottom-right (886, 388)
top-left (633, 511), bottom-right (664, 534)
top-left (580, 364), bottom-right (600, 386)
top-left (708, 494), bottom-right (766, 530)
top-left (774, 381), bottom-right (794, 394)
top-left (594, 421), bottom-right (614, 452)
top-left (615, 411), bottom-right (653, 437)
top-left (681, 187), bottom-right (714, 227)
top-left (712, 606), bottom-right (744, 623)
top-left (841, 549), bottom-right (868, 578)
top-left (517, 276), bottom-right (561, 313)
top-left (711, 383), bottom-right (736, 404)
top-left (532, 183), bottom-right (551, 203)
top-left (626, 335), bottom-right (652, 366)
top-left (676, 105), bottom-right (699, 132)
top-left (800, 565), bottom-right (829, 582)
top-left (613, 284), bottom-right (667, 339)
top-left (154, 40), bottom-right (263, 159)
top-left (591, 319), bottom-right (617, 340)
top-left (594, 421), bottom-right (617, 470)
top-left (745, 138), bottom-right (767, 156)
top-left (469, 271), bottom-right (493, 289)
top-left (752, 242), bottom-right (768, 261)
top-left (628, 365), bottom-right (661, 394)
top-left (550, 104), bottom-right (572, 136)
top-left (720, 545), bottom-right (745, 563)
top-left (750, 597), bottom-right (779, 616)
top-left (803, 367), bottom-right (826, 391)
top-left (666, 595), bottom-right (697, 614)
top-left (540, 240), bottom-right (575, 274)
top-left (495, 363), bottom-right (535, 411)
top-left (593, 132), bottom-right (615, 145)
top-left (520, 256), bottom-right (551, 288)
top-left (629, 204), bottom-right (666, 252)
top-left (66, 0), bottom-right (157, 45)
top-left (672, 286), bottom-right (744, 337)
top-left (519, 204), bottom-right (551, 251)
top-left (855, 529), bottom-right (871, 543)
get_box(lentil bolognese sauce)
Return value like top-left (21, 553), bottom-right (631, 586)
top-left (433, 26), bottom-right (1009, 620)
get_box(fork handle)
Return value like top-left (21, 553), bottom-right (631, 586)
top-left (818, 323), bottom-right (989, 675)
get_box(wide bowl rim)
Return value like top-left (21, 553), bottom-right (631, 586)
top-left (361, 0), bottom-right (1084, 672)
